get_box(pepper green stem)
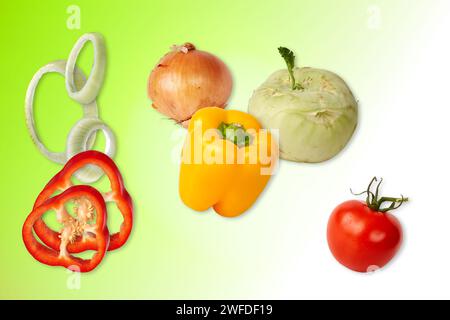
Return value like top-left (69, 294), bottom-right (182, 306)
top-left (351, 177), bottom-right (409, 213)
top-left (217, 122), bottom-right (253, 148)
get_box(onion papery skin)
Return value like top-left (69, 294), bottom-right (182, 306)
top-left (148, 44), bottom-right (233, 125)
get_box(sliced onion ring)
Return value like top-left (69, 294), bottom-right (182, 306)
top-left (66, 118), bottom-right (116, 183)
top-left (25, 60), bottom-right (98, 164)
top-left (65, 33), bottom-right (106, 105)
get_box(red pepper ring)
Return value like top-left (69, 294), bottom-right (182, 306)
top-left (33, 150), bottom-right (133, 253)
top-left (22, 185), bottom-right (109, 272)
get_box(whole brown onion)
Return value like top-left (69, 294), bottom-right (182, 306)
top-left (148, 43), bottom-right (233, 127)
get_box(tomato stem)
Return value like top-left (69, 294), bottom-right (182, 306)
top-left (351, 177), bottom-right (409, 213)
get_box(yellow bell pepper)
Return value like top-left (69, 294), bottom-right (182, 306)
top-left (179, 107), bottom-right (278, 218)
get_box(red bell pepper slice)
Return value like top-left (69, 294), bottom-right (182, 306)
top-left (33, 150), bottom-right (133, 253)
top-left (22, 185), bottom-right (109, 272)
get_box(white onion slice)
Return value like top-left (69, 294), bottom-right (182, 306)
top-left (66, 118), bottom-right (116, 183)
top-left (25, 60), bottom-right (98, 164)
top-left (65, 33), bottom-right (106, 105)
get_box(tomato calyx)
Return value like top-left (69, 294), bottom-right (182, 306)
top-left (351, 177), bottom-right (409, 213)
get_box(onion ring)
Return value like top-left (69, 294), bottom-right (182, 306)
top-left (65, 33), bottom-right (106, 104)
top-left (66, 118), bottom-right (116, 183)
top-left (25, 60), bottom-right (98, 164)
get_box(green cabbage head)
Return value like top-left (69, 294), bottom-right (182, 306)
top-left (248, 67), bottom-right (358, 163)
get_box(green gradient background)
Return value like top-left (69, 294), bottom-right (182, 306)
top-left (0, 0), bottom-right (435, 299)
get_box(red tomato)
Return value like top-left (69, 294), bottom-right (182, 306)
top-left (327, 187), bottom-right (405, 273)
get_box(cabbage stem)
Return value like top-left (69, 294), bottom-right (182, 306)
top-left (278, 47), bottom-right (303, 90)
